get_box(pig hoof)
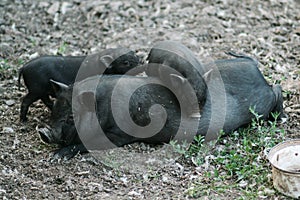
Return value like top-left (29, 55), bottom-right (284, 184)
top-left (53, 146), bottom-right (81, 160)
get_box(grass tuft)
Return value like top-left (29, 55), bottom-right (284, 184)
top-left (171, 107), bottom-right (286, 198)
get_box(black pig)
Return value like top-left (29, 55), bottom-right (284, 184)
top-left (18, 48), bottom-right (139, 122)
top-left (146, 40), bottom-right (207, 117)
top-left (39, 54), bottom-right (284, 159)
top-left (38, 75), bottom-right (183, 158)
top-left (197, 53), bottom-right (285, 141)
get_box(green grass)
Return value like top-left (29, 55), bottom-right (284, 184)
top-left (0, 59), bottom-right (11, 72)
top-left (57, 41), bottom-right (68, 55)
top-left (171, 108), bottom-right (286, 199)
top-left (29, 36), bottom-right (37, 46)
top-left (17, 58), bottom-right (25, 66)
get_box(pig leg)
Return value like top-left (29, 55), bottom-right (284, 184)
top-left (53, 144), bottom-right (88, 160)
top-left (41, 96), bottom-right (54, 110)
top-left (271, 84), bottom-right (287, 120)
top-left (20, 93), bottom-right (39, 122)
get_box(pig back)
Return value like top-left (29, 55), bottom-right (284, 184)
top-left (198, 56), bottom-right (277, 140)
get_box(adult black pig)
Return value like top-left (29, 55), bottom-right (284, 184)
top-left (146, 40), bottom-right (207, 117)
top-left (38, 74), bottom-right (187, 159)
top-left (39, 54), bottom-right (284, 159)
top-left (197, 53), bottom-right (285, 141)
top-left (18, 48), bottom-right (139, 122)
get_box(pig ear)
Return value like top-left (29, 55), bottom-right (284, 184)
top-left (78, 91), bottom-right (95, 111)
top-left (170, 74), bottom-right (187, 88)
top-left (50, 79), bottom-right (69, 96)
top-left (100, 55), bottom-right (114, 68)
top-left (203, 69), bottom-right (213, 82)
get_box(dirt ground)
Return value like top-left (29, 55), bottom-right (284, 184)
top-left (0, 0), bottom-right (299, 199)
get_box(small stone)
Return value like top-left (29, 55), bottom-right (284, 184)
top-left (47, 2), bottom-right (60, 15)
top-left (0, 189), bottom-right (6, 194)
top-left (54, 13), bottom-right (59, 23)
top-left (128, 190), bottom-right (141, 196)
top-left (264, 188), bottom-right (275, 195)
top-left (49, 48), bottom-right (58, 55)
top-left (238, 180), bottom-right (248, 188)
top-left (120, 177), bottom-right (128, 184)
top-left (5, 100), bottom-right (15, 106)
top-left (70, 50), bottom-right (82, 56)
top-left (216, 10), bottom-right (227, 19)
top-left (61, 2), bottom-right (72, 15)
top-left (274, 64), bottom-right (287, 73)
top-left (143, 174), bottom-right (149, 181)
top-left (29, 52), bottom-right (39, 60)
top-left (2, 127), bottom-right (14, 134)
top-left (202, 5), bottom-right (215, 15)
top-left (273, 35), bottom-right (288, 43)
top-left (110, 2), bottom-right (123, 12)
top-left (162, 175), bottom-right (168, 182)
top-left (38, 1), bottom-right (49, 8)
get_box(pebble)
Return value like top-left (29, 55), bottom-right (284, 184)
top-left (272, 35), bottom-right (288, 43)
top-left (38, 2), bottom-right (49, 8)
top-left (29, 52), bottom-right (39, 60)
top-left (264, 188), bottom-right (276, 195)
top-left (5, 100), bottom-right (15, 106)
top-left (128, 190), bottom-right (141, 196)
top-left (2, 127), bottom-right (14, 134)
top-left (47, 1), bottom-right (60, 15)
top-left (61, 2), bottom-right (73, 15)
top-left (162, 175), bottom-right (168, 182)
